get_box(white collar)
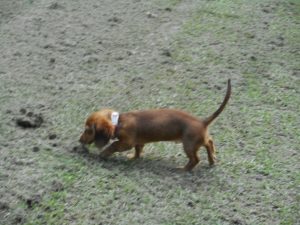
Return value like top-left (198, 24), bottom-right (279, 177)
top-left (111, 111), bottom-right (119, 126)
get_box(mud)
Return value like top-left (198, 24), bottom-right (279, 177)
top-left (0, 0), bottom-right (299, 224)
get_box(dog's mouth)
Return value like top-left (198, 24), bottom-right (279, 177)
top-left (79, 132), bottom-right (110, 149)
top-left (94, 139), bottom-right (109, 149)
top-left (79, 137), bottom-right (94, 145)
top-left (88, 140), bottom-right (94, 145)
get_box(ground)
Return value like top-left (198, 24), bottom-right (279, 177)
top-left (0, 0), bottom-right (299, 224)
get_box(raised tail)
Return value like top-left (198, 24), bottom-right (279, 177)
top-left (203, 79), bottom-right (231, 126)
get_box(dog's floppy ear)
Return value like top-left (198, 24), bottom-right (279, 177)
top-left (79, 123), bottom-right (97, 144)
top-left (94, 118), bottom-right (114, 139)
top-left (91, 124), bottom-right (96, 136)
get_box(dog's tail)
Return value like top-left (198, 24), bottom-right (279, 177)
top-left (203, 79), bottom-right (231, 127)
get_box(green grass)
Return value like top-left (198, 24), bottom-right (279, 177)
top-left (2, 0), bottom-right (299, 224)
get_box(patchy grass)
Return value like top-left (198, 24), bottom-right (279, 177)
top-left (1, 0), bottom-right (299, 225)
top-left (154, 0), bottom-right (182, 9)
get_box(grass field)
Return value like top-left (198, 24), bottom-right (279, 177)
top-left (0, 0), bottom-right (299, 224)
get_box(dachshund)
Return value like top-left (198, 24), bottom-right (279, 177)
top-left (79, 79), bottom-right (231, 171)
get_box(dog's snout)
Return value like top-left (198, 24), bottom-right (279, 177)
top-left (79, 133), bottom-right (93, 145)
top-left (79, 135), bottom-right (85, 144)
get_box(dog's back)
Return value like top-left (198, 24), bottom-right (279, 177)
top-left (121, 109), bottom-right (202, 143)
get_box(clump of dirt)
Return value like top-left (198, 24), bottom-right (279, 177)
top-left (12, 208), bottom-right (26, 224)
top-left (51, 180), bottom-right (64, 192)
top-left (72, 145), bottom-right (89, 154)
top-left (16, 114), bottom-right (43, 128)
top-left (0, 201), bottom-right (9, 211)
top-left (48, 133), bottom-right (57, 140)
top-left (23, 194), bottom-right (42, 209)
top-left (48, 2), bottom-right (64, 10)
top-left (13, 107), bottom-right (44, 129)
top-left (108, 16), bottom-right (122, 24)
top-left (32, 146), bottom-right (40, 152)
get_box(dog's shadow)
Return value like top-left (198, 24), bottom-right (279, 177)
top-left (71, 145), bottom-right (225, 191)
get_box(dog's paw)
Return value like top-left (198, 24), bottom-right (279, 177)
top-left (208, 158), bottom-right (217, 167)
top-left (126, 153), bottom-right (136, 160)
top-left (175, 166), bottom-right (192, 173)
top-left (126, 153), bottom-right (142, 160)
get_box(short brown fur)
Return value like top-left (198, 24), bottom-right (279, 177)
top-left (79, 79), bottom-right (231, 171)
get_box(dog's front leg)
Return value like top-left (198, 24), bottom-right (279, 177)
top-left (99, 141), bottom-right (132, 159)
top-left (127, 144), bottom-right (145, 159)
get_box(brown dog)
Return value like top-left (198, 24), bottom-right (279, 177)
top-left (79, 79), bottom-right (231, 171)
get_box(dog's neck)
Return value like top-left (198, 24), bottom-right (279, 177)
top-left (111, 111), bottom-right (120, 139)
top-left (111, 111), bottom-right (119, 126)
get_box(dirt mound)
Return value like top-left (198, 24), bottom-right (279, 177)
top-left (15, 110), bottom-right (44, 128)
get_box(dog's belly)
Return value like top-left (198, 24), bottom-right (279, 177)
top-left (137, 134), bottom-right (181, 143)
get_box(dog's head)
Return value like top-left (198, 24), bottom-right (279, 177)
top-left (79, 110), bottom-right (115, 148)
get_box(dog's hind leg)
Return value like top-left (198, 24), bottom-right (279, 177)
top-left (182, 142), bottom-right (200, 171)
top-left (205, 138), bottom-right (216, 166)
